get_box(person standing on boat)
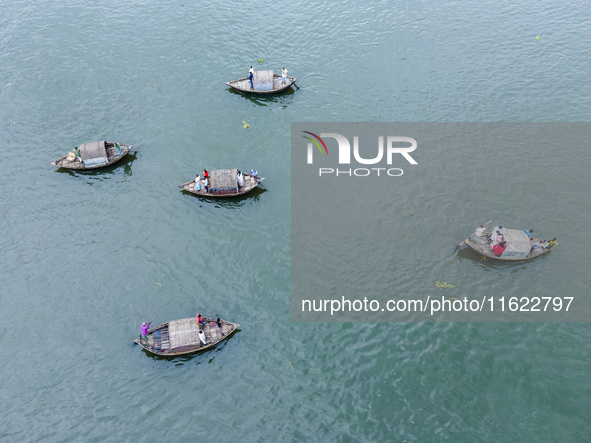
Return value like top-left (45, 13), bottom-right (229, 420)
top-left (195, 174), bottom-right (201, 191)
top-left (281, 67), bottom-right (288, 83)
top-left (140, 322), bottom-right (151, 341)
top-left (204, 176), bottom-right (209, 193)
top-left (203, 169), bottom-right (209, 180)
top-left (249, 67), bottom-right (254, 89)
top-left (473, 225), bottom-right (486, 242)
top-left (196, 314), bottom-right (205, 327)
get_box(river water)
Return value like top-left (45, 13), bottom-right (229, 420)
top-left (1, 0), bottom-right (590, 441)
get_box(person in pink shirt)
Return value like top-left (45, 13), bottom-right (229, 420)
top-left (140, 322), bottom-right (151, 340)
top-left (196, 313), bottom-right (204, 327)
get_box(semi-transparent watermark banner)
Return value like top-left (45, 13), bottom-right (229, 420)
top-left (291, 123), bottom-right (591, 322)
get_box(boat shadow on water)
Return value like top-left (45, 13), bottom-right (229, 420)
top-left (226, 86), bottom-right (297, 107)
top-left (457, 246), bottom-right (553, 271)
top-left (54, 151), bottom-right (138, 178)
top-left (139, 328), bottom-right (241, 363)
top-left (181, 186), bottom-right (266, 208)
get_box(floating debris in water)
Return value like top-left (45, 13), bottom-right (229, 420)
top-left (435, 281), bottom-right (455, 289)
top-left (410, 212), bottom-right (414, 216)
top-left (242, 121), bottom-right (250, 129)
top-left (480, 256), bottom-right (487, 261)
top-left (258, 58), bottom-right (264, 63)
top-left (536, 36), bottom-right (540, 40)
top-left (288, 359), bottom-right (294, 370)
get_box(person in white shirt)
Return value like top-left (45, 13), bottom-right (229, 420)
top-left (282, 67), bottom-right (288, 83)
top-left (473, 225), bottom-right (485, 242)
top-left (195, 174), bottom-right (201, 191)
top-left (237, 170), bottom-right (244, 190)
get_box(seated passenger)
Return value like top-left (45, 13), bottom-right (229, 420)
top-left (251, 168), bottom-right (258, 179)
top-left (489, 234), bottom-right (504, 251)
top-left (74, 147), bottom-right (82, 162)
top-left (198, 329), bottom-right (207, 345)
top-left (487, 226), bottom-right (502, 244)
top-left (524, 229), bottom-right (534, 237)
top-left (493, 241), bottom-right (507, 256)
top-left (237, 170), bottom-right (244, 188)
top-left (545, 238), bottom-right (557, 249)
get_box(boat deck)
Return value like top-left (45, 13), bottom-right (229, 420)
top-left (137, 317), bottom-right (238, 356)
top-left (465, 228), bottom-right (553, 261)
top-left (226, 74), bottom-right (296, 94)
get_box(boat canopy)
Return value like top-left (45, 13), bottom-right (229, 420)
top-left (210, 169), bottom-right (238, 193)
top-left (253, 70), bottom-right (274, 91)
top-left (80, 141), bottom-right (108, 167)
top-left (169, 318), bottom-right (199, 348)
top-left (493, 228), bottom-right (531, 259)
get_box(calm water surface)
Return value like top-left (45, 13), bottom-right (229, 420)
top-left (1, 0), bottom-right (590, 441)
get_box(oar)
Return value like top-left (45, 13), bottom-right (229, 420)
top-left (455, 238), bottom-right (468, 250)
top-left (455, 220), bottom-right (492, 250)
top-left (292, 81), bottom-right (299, 90)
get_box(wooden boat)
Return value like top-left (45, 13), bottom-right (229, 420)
top-left (134, 317), bottom-right (239, 356)
top-left (178, 169), bottom-right (265, 198)
top-left (459, 224), bottom-right (557, 261)
top-left (51, 141), bottom-right (133, 170)
top-left (225, 70), bottom-right (297, 94)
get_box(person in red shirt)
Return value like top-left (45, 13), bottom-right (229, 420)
top-left (493, 241), bottom-right (507, 256)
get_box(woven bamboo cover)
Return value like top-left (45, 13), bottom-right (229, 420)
top-left (168, 318), bottom-right (199, 349)
top-left (79, 141), bottom-right (107, 160)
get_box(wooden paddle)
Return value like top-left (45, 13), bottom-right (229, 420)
top-left (292, 80), bottom-right (299, 90)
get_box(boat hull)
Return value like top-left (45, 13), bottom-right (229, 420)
top-left (225, 75), bottom-right (296, 94)
top-left (463, 227), bottom-right (555, 261)
top-left (134, 317), bottom-right (239, 356)
top-left (179, 172), bottom-right (265, 198)
top-left (51, 142), bottom-right (133, 170)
